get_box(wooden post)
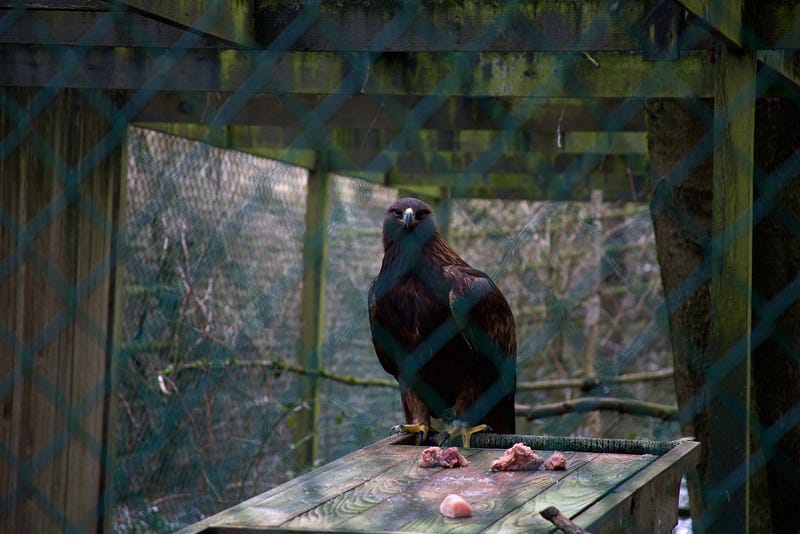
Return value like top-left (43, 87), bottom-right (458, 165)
top-left (0, 88), bottom-right (126, 532)
top-left (295, 151), bottom-right (331, 471)
top-left (706, 43), bottom-right (755, 532)
top-left (583, 190), bottom-right (602, 436)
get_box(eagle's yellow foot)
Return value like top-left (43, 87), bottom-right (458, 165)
top-left (438, 422), bottom-right (492, 448)
top-left (391, 423), bottom-right (430, 444)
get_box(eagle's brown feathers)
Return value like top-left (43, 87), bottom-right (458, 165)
top-left (368, 198), bottom-right (517, 438)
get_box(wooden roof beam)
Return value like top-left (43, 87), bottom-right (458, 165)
top-left (0, 1), bottom-right (257, 47)
top-left (0, 7), bottom-right (230, 48)
top-left (0, 46), bottom-right (716, 98)
top-left (119, 0), bottom-right (257, 47)
top-left (132, 94), bottom-right (649, 132)
top-left (139, 122), bottom-right (647, 167)
top-left (680, 0), bottom-right (745, 50)
top-left (137, 123), bottom-right (646, 155)
top-left (135, 122), bottom-right (648, 202)
top-left (254, 1), bottom-right (800, 52)
top-left (757, 49), bottom-right (800, 91)
top-left (2, 2), bottom-right (798, 50)
top-left (255, 0), bottom-right (708, 53)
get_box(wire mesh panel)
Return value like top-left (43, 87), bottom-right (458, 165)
top-left (1, 2), bottom-right (800, 533)
top-left (117, 128), bottom-right (309, 527)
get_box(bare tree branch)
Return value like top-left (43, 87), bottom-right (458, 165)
top-left (159, 357), bottom-right (397, 388)
top-left (516, 396), bottom-right (677, 421)
top-left (517, 368), bottom-right (673, 391)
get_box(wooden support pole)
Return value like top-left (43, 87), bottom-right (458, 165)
top-left (295, 151), bottom-right (331, 471)
top-left (0, 87), bottom-right (126, 532)
top-left (706, 43), bottom-right (756, 532)
top-left (583, 190), bottom-right (603, 436)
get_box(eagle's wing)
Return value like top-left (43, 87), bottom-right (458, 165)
top-left (368, 279), bottom-right (398, 378)
top-left (444, 265), bottom-right (517, 433)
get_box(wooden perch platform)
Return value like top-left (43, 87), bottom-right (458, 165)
top-left (182, 433), bottom-right (698, 534)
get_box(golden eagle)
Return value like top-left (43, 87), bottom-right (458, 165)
top-left (368, 198), bottom-right (516, 446)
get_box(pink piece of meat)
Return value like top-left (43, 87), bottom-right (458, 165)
top-left (544, 450), bottom-right (567, 470)
top-left (439, 494), bottom-right (473, 518)
top-left (490, 442), bottom-right (544, 471)
top-left (417, 446), bottom-right (469, 468)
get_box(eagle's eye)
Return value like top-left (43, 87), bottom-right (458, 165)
top-left (416, 209), bottom-right (429, 220)
top-left (390, 208), bottom-right (403, 218)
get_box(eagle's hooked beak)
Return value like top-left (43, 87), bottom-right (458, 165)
top-left (403, 207), bottom-right (414, 229)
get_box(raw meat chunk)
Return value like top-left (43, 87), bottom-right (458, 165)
top-left (439, 494), bottom-right (473, 518)
top-left (490, 442), bottom-right (544, 471)
top-left (544, 450), bottom-right (567, 471)
top-left (418, 446), bottom-right (469, 468)
top-left (437, 446), bottom-right (469, 467)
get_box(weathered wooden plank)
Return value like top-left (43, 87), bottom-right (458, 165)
top-left (184, 434), bottom-right (700, 533)
top-left (706, 43), bottom-right (756, 532)
top-left (3, 1), bottom-right (799, 50)
top-left (573, 441), bottom-right (700, 534)
top-left (133, 122), bottom-right (650, 202)
top-left (225, 451), bottom-right (414, 528)
top-left (337, 449), bottom-right (591, 533)
top-left (0, 1), bottom-right (107, 8)
top-left (0, 46), bottom-right (715, 98)
top-left (365, 51), bottom-right (714, 98)
top-left (137, 124), bottom-right (647, 155)
top-left (282, 448), bottom-right (482, 530)
top-left (122, 0), bottom-right (256, 46)
top-left (0, 8), bottom-right (225, 47)
top-left (180, 436), bottom-right (417, 532)
top-left (0, 87), bottom-right (125, 533)
top-left (133, 94), bottom-right (648, 132)
top-left (255, 0), bottom-right (715, 53)
top-left (680, 0), bottom-right (744, 49)
top-left (399, 451), bottom-right (593, 534)
top-left (758, 49), bottom-right (800, 90)
top-left (488, 453), bottom-right (655, 533)
top-left (130, 124), bottom-right (646, 177)
top-left (754, 2), bottom-right (800, 49)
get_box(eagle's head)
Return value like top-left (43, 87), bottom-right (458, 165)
top-left (382, 197), bottom-right (438, 251)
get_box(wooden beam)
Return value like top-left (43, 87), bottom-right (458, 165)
top-left (137, 123), bottom-right (647, 156)
top-left (0, 8), bottom-right (226, 48)
top-left (121, 0), bottom-right (256, 46)
top-left (295, 154), bottom-right (331, 470)
top-left (706, 43), bottom-right (756, 532)
top-left (254, 1), bottom-right (800, 52)
top-left (136, 123), bottom-right (648, 201)
top-left (754, 2), bottom-right (800, 49)
top-left (3, 1), bottom-right (799, 50)
top-left (0, 46), bottom-right (716, 98)
top-left (680, 0), bottom-right (744, 49)
top-left (757, 49), bottom-right (800, 90)
top-left (254, 0), bottom-right (718, 53)
top-left (255, 0), bottom-right (675, 53)
top-left (133, 94), bottom-right (649, 132)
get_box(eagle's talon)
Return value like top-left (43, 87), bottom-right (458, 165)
top-left (390, 423), bottom-right (430, 444)
top-left (441, 421), bottom-right (491, 448)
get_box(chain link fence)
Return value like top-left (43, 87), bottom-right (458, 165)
top-left (2, 2), bottom-right (799, 533)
